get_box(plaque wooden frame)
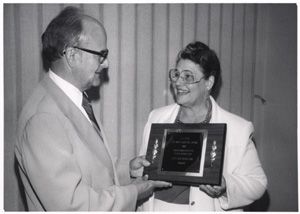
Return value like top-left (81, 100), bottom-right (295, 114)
top-left (143, 123), bottom-right (227, 186)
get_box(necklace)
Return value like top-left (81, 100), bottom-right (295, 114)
top-left (175, 98), bottom-right (212, 124)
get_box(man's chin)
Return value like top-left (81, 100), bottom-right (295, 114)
top-left (92, 77), bottom-right (101, 87)
top-left (92, 81), bottom-right (101, 87)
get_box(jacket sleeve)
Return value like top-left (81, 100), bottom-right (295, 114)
top-left (218, 125), bottom-right (267, 210)
top-left (20, 113), bottom-right (137, 211)
top-left (115, 158), bottom-right (132, 185)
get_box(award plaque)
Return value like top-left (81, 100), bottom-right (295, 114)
top-left (143, 123), bottom-right (226, 186)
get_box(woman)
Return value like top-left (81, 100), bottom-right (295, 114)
top-left (138, 41), bottom-right (267, 211)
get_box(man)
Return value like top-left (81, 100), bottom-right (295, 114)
top-left (14, 7), bottom-right (170, 211)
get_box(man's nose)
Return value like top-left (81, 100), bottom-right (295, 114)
top-left (100, 58), bottom-right (109, 69)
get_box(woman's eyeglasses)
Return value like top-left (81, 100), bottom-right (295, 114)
top-left (73, 46), bottom-right (109, 64)
top-left (169, 68), bottom-right (204, 84)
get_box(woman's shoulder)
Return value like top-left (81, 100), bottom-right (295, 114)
top-left (220, 108), bottom-right (250, 124)
top-left (148, 103), bottom-right (179, 122)
top-left (214, 103), bottom-right (254, 146)
top-left (213, 100), bottom-right (253, 131)
top-left (151, 103), bottom-right (178, 114)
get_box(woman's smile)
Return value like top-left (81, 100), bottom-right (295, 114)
top-left (176, 87), bottom-right (190, 96)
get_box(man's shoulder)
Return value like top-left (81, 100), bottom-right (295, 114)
top-left (18, 83), bottom-right (60, 126)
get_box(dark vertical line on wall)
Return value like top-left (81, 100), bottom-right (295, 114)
top-left (117, 5), bottom-right (122, 158)
top-left (99, 4), bottom-right (104, 22)
top-left (229, 4), bottom-right (235, 111)
top-left (37, 4), bottom-right (43, 80)
top-left (181, 4), bottom-right (184, 47)
top-left (241, 5), bottom-right (246, 116)
top-left (133, 4), bottom-right (138, 155)
top-left (165, 4), bottom-right (170, 105)
top-left (150, 4), bottom-right (154, 110)
top-left (194, 4), bottom-right (197, 41)
top-left (99, 4), bottom-right (104, 121)
top-left (219, 4), bottom-right (223, 62)
top-left (250, 5), bottom-right (258, 122)
top-left (14, 5), bottom-right (22, 117)
top-left (207, 4), bottom-right (211, 46)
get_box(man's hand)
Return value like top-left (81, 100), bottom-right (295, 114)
top-left (199, 176), bottom-right (227, 198)
top-left (130, 155), bottom-right (172, 201)
top-left (132, 175), bottom-right (172, 201)
top-left (130, 155), bottom-right (150, 177)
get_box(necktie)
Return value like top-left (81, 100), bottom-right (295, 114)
top-left (82, 92), bottom-right (100, 130)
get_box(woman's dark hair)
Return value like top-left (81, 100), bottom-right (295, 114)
top-left (41, 6), bottom-right (84, 71)
top-left (176, 41), bottom-right (222, 97)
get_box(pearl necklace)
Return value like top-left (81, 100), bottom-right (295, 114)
top-left (175, 99), bottom-right (212, 124)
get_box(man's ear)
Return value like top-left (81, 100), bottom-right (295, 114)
top-left (206, 76), bottom-right (215, 91)
top-left (64, 47), bottom-right (79, 68)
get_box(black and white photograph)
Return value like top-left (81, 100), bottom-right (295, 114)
top-left (3, 2), bottom-right (297, 211)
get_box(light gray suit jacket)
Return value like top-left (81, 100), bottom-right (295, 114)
top-left (15, 74), bottom-right (137, 211)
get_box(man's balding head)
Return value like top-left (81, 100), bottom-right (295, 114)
top-left (41, 6), bottom-right (105, 71)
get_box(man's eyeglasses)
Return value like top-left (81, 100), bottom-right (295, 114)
top-left (169, 68), bottom-right (204, 84)
top-left (73, 46), bottom-right (109, 64)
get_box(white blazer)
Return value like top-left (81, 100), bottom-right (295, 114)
top-left (139, 96), bottom-right (267, 211)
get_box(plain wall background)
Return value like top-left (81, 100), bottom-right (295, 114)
top-left (3, 3), bottom-right (297, 211)
top-left (250, 4), bottom-right (298, 211)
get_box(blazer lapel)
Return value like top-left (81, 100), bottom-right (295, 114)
top-left (97, 121), bottom-right (120, 185)
top-left (41, 75), bottom-right (114, 173)
top-left (92, 107), bottom-right (120, 185)
top-left (164, 104), bottom-right (180, 123)
top-left (209, 96), bottom-right (219, 123)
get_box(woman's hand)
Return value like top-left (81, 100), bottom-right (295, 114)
top-left (199, 176), bottom-right (227, 198)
